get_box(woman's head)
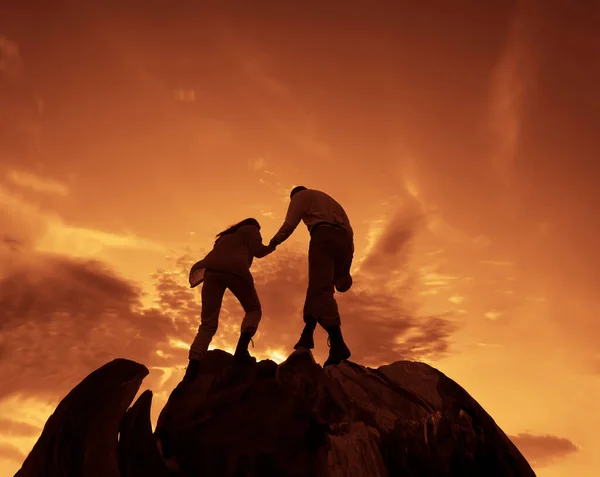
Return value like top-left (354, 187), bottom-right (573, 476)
top-left (215, 218), bottom-right (260, 242)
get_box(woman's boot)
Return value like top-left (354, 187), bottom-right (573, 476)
top-left (234, 331), bottom-right (255, 359)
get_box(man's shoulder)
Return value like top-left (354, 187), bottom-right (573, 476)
top-left (303, 188), bottom-right (328, 200)
top-left (308, 189), bottom-right (341, 205)
top-left (290, 188), bottom-right (315, 204)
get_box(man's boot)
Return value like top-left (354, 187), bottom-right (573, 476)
top-left (234, 331), bottom-right (254, 360)
top-left (294, 317), bottom-right (317, 349)
top-left (324, 325), bottom-right (351, 367)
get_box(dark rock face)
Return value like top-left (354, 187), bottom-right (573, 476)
top-left (16, 350), bottom-right (537, 477)
top-left (155, 349), bottom-right (535, 477)
top-left (118, 390), bottom-right (169, 477)
top-left (15, 358), bottom-right (148, 477)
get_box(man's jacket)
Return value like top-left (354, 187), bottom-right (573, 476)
top-left (271, 189), bottom-right (354, 246)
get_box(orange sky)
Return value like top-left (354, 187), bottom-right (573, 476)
top-left (1, 1), bottom-right (599, 476)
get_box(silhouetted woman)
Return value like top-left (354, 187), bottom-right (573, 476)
top-left (185, 218), bottom-right (275, 378)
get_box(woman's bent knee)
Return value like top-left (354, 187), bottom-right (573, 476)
top-left (199, 320), bottom-right (218, 335)
top-left (241, 309), bottom-right (262, 333)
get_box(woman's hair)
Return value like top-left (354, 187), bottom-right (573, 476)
top-left (215, 218), bottom-right (260, 242)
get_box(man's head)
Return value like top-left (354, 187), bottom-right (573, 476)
top-left (290, 186), bottom-right (307, 199)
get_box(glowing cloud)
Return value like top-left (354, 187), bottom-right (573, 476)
top-left (484, 310), bottom-right (503, 321)
top-left (6, 169), bottom-right (69, 197)
top-left (0, 184), bottom-right (165, 258)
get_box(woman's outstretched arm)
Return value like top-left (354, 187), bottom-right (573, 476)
top-left (247, 226), bottom-right (276, 258)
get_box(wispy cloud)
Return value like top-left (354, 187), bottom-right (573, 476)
top-left (241, 57), bottom-right (289, 98)
top-left (248, 154), bottom-right (293, 215)
top-left (448, 295), bottom-right (466, 305)
top-left (510, 433), bottom-right (579, 468)
top-left (0, 443), bottom-right (24, 464)
top-left (484, 310), bottom-right (503, 321)
top-left (0, 184), bottom-right (165, 258)
top-left (287, 127), bottom-right (331, 158)
top-left (488, 3), bottom-right (538, 181)
top-left (480, 260), bottom-right (515, 267)
top-left (476, 342), bottom-right (502, 348)
top-left (427, 215), bottom-right (492, 249)
top-left (173, 88), bottom-right (196, 102)
top-left (356, 196), bottom-right (427, 278)
top-left (0, 419), bottom-right (40, 437)
top-left (6, 169), bottom-right (70, 196)
top-left (37, 224), bottom-right (166, 257)
top-left (384, 175), bottom-right (490, 251)
top-left (0, 36), bottom-right (21, 80)
top-left (249, 156), bottom-right (269, 172)
top-left (218, 30), bottom-right (291, 101)
top-left (260, 210), bottom-right (279, 220)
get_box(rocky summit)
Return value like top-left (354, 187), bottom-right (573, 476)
top-left (15, 349), bottom-right (536, 477)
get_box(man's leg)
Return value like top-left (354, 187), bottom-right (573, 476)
top-left (294, 314), bottom-right (317, 349)
top-left (227, 274), bottom-right (262, 359)
top-left (303, 230), bottom-right (339, 330)
top-left (294, 233), bottom-right (325, 350)
top-left (303, 229), bottom-right (351, 365)
top-left (334, 232), bottom-right (354, 293)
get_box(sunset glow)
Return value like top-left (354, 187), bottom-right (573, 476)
top-left (1, 2), bottom-right (599, 476)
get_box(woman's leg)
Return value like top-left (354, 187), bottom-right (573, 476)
top-left (226, 274), bottom-right (262, 358)
top-left (189, 270), bottom-right (227, 360)
top-left (226, 275), bottom-right (262, 336)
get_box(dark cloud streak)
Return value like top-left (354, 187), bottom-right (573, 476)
top-left (510, 433), bottom-right (579, 468)
top-left (0, 249), bottom-right (182, 401)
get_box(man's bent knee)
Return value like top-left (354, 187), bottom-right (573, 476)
top-left (317, 314), bottom-right (341, 330)
top-left (303, 314), bottom-right (317, 326)
top-left (304, 295), bottom-right (338, 322)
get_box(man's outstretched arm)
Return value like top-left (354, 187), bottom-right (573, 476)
top-left (269, 194), bottom-right (307, 247)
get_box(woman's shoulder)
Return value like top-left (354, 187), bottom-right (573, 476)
top-left (215, 227), bottom-right (252, 246)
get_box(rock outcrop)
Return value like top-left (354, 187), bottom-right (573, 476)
top-left (15, 358), bottom-right (149, 477)
top-left (15, 350), bottom-right (537, 477)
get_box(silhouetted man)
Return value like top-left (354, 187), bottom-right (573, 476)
top-left (269, 186), bottom-right (354, 366)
